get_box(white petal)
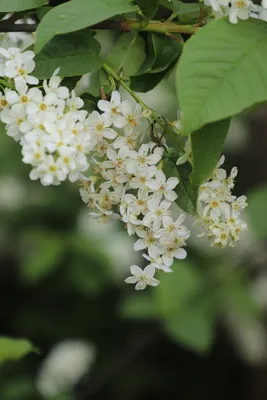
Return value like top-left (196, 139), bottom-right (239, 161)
top-left (167, 177), bottom-right (179, 189)
top-left (146, 277), bottom-right (160, 287)
top-left (143, 265), bottom-right (155, 278)
top-left (135, 281), bottom-right (147, 290)
top-left (173, 248), bottom-right (187, 259)
top-left (147, 196), bottom-right (160, 211)
top-left (162, 254), bottom-right (173, 267)
top-left (130, 265), bottom-right (143, 276)
top-left (125, 276), bottom-right (139, 284)
top-left (134, 239), bottom-right (146, 251)
top-left (97, 99), bottom-right (111, 112)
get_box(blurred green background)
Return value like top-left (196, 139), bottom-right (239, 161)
top-left (1, 31), bottom-right (267, 400)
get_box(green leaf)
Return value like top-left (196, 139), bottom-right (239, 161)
top-left (177, 1), bottom-right (201, 14)
top-left (156, 260), bottom-right (202, 316)
top-left (136, 32), bottom-right (182, 75)
top-left (130, 58), bottom-right (176, 92)
top-left (150, 33), bottom-right (182, 73)
top-left (80, 93), bottom-right (98, 113)
top-left (35, 0), bottom-right (138, 53)
top-left (33, 31), bottom-right (102, 79)
top-left (0, 0), bottom-right (46, 12)
top-left (36, 5), bottom-right (52, 20)
top-left (165, 305), bottom-right (214, 353)
top-left (134, 33), bottom-right (157, 74)
top-left (130, 32), bottom-right (181, 92)
top-left (130, 65), bottom-right (170, 92)
top-left (190, 119), bottom-right (230, 186)
top-left (87, 68), bottom-right (112, 97)
top-left (0, 337), bottom-right (37, 364)
top-left (247, 186), bottom-right (267, 240)
top-left (160, 0), bottom-right (179, 12)
top-left (164, 152), bottom-right (199, 214)
top-left (136, 0), bottom-right (159, 18)
top-left (105, 32), bottom-right (146, 79)
top-left (177, 18), bottom-right (267, 133)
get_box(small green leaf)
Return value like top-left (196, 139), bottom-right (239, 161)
top-left (190, 119), bottom-right (230, 186)
top-left (33, 31), bottom-right (102, 79)
top-left (134, 33), bottom-right (157, 74)
top-left (36, 5), bottom-right (52, 20)
top-left (136, 0), bottom-right (159, 18)
top-left (105, 32), bottom-right (146, 79)
top-left (35, 0), bottom-right (138, 53)
top-left (0, 337), bottom-right (37, 364)
top-left (130, 59), bottom-right (176, 92)
top-left (150, 33), bottom-right (182, 73)
top-left (164, 152), bottom-right (199, 214)
top-left (80, 93), bottom-right (98, 113)
top-left (177, 1), bottom-right (201, 14)
top-left (87, 68), bottom-right (112, 97)
top-left (165, 305), bottom-right (215, 353)
top-left (0, 0), bottom-right (46, 12)
top-left (130, 32), bottom-right (181, 92)
top-left (177, 18), bottom-right (267, 133)
top-left (160, 0), bottom-right (180, 12)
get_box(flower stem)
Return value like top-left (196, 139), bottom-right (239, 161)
top-left (102, 63), bottom-right (184, 151)
top-left (124, 20), bottom-right (198, 35)
top-left (103, 63), bottom-right (157, 120)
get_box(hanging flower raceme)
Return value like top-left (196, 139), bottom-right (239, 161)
top-left (0, 55), bottom-right (92, 186)
top-left (79, 92), bottom-right (190, 290)
top-left (0, 46), bottom-right (248, 291)
top-left (176, 132), bottom-right (248, 248)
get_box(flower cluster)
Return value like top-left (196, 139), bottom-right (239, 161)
top-left (79, 91), bottom-right (190, 290)
top-left (176, 131), bottom-right (248, 247)
top-left (0, 46), bottom-right (249, 290)
top-left (198, 156), bottom-right (248, 247)
top-left (204, 0), bottom-right (267, 24)
top-left (0, 47), bottom-right (93, 185)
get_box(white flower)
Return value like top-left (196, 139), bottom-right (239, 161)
top-left (98, 91), bottom-right (125, 128)
top-left (143, 197), bottom-right (172, 231)
top-left (156, 214), bottom-right (189, 239)
top-left (154, 170), bottom-right (179, 201)
top-left (30, 155), bottom-right (67, 186)
top-left (126, 143), bottom-right (161, 174)
top-left (130, 165), bottom-right (158, 191)
top-left (118, 101), bottom-right (143, 135)
top-left (87, 111), bottom-right (117, 142)
top-left (143, 254), bottom-right (173, 273)
top-left (103, 147), bottom-right (129, 172)
top-left (43, 68), bottom-right (69, 102)
top-left (160, 236), bottom-right (187, 267)
top-left (0, 103), bottom-right (26, 141)
top-left (0, 47), bottom-right (38, 85)
top-left (125, 265), bottom-right (160, 290)
top-left (124, 189), bottom-right (149, 215)
top-left (229, 0), bottom-right (251, 23)
top-left (134, 228), bottom-right (159, 258)
top-left (113, 131), bottom-right (139, 150)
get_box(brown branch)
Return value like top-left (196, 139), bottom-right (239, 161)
top-left (0, 23), bottom-right (37, 32)
top-left (0, 19), bottom-right (197, 35)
